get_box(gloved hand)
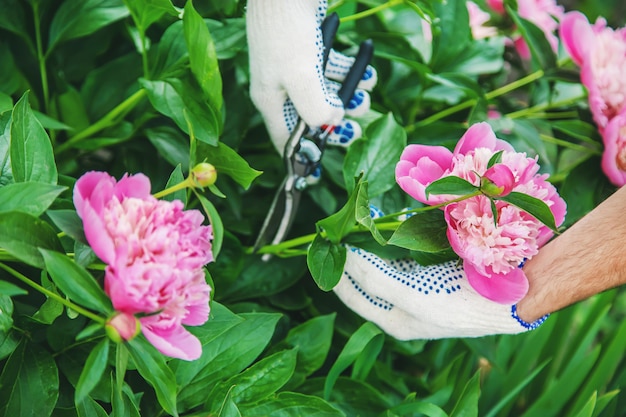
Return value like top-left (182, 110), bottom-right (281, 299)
top-left (246, 0), bottom-right (377, 153)
top-left (334, 246), bottom-right (548, 339)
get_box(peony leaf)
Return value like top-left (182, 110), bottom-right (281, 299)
top-left (195, 192), bottom-right (224, 258)
top-left (75, 339), bottom-right (110, 403)
top-left (205, 349), bottom-right (297, 412)
top-left (307, 234), bottom-right (346, 291)
top-left (487, 150), bottom-right (504, 169)
top-left (47, 210), bottom-right (88, 245)
top-left (10, 91), bottom-right (57, 184)
top-left (183, 0), bottom-right (223, 113)
top-left (242, 392), bottom-right (343, 417)
top-left (0, 182), bottom-right (66, 216)
top-left (498, 191), bottom-right (558, 231)
top-left (387, 210), bottom-right (451, 253)
top-left (0, 211), bottom-right (64, 268)
top-left (425, 176), bottom-right (478, 198)
top-left (128, 336), bottom-right (179, 417)
top-left (197, 141), bottom-right (262, 190)
top-left (40, 249), bottom-right (113, 314)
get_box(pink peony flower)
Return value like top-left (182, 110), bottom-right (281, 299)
top-left (396, 122), bottom-right (513, 205)
top-left (485, 0), bottom-right (505, 15)
top-left (74, 171), bottom-right (213, 361)
top-left (601, 112), bottom-right (626, 186)
top-left (560, 12), bottom-right (626, 130)
top-left (396, 122), bottom-right (566, 303)
top-left (445, 196), bottom-right (539, 303)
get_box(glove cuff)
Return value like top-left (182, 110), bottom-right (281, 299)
top-left (511, 305), bottom-right (549, 331)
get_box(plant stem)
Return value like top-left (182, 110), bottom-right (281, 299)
top-left (407, 69), bottom-right (546, 131)
top-left (252, 191), bottom-right (482, 256)
top-left (55, 89), bottom-right (147, 155)
top-left (538, 134), bottom-right (602, 155)
top-left (152, 177), bottom-right (194, 199)
top-left (33, 2), bottom-right (49, 112)
top-left (505, 94), bottom-right (587, 120)
top-left (340, 0), bottom-right (404, 22)
top-left (0, 262), bottom-right (105, 324)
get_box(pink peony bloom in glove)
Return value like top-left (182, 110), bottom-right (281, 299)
top-left (396, 123), bottom-right (566, 303)
top-left (74, 171), bottom-right (213, 361)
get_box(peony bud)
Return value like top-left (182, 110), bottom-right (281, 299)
top-left (105, 312), bottom-right (140, 343)
top-left (191, 162), bottom-right (218, 187)
top-left (481, 164), bottom-right (515, 197)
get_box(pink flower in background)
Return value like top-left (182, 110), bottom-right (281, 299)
top-left (74, 171), bottom-right (213, 361)
top-left (486, 0), bottom-right (564, 59)
top-left (467, 1), bottom-right (498, 40)
top-left (560, 12), bottom-right (626, 130)
top-left (601, 113), bottom-right (626, 186)
top-left (396, 122), bottom-right (566, 303)
top-left (421, 1), bottom-right (497, 42)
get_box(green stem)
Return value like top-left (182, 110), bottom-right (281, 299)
top-left (55, 89), bottom-right (147, 155)
top-left (407, 69), bottom-right (545, 131)
top-left (152, 177), bottom-right (194, 199)
top-left (33, 2), bottom-right (49, 112)
top-left (0, 262), bottom-right (105, 324)
top-left (539, 134), bottom-right (602, 155)
top-left (340, 0), bottom-right (404, 22)
top-left (506, 94), bottom-right (586, 120)
top-left (252, 191), bottom-right (482, 256)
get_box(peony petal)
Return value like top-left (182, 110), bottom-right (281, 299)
top-left (115, 173), bottom-right (153, 200)
top-left (141, 319), bottom-right (202, 361)
top-left (455, 122), bottom-right (498, 154)
top-left (81, 202), bottom-right (116, 264)
top-left (398, 144), bottom-right (453, 169)
top-left (464, 261), bottom-right (529, 304)
top-left (559, 11), bottom-right (595, 66)
top-left (73, 171), bottom-right (116, 218)
top-left (601, 115), bottom-right (626, 186)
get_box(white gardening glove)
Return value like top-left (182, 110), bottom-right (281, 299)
top-left (246, 0), bottom-right (377, 153)
top-left (334, 236), bottom-right (548, 339)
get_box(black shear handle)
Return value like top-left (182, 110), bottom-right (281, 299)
top-left (337, 39), bottom-right (374, 108)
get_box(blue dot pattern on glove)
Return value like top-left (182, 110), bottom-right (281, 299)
top-left (327, 120), bottom-right (356, 146)
top-left (347, 90), bottom-right (365, 111)
top-left (349, 247), bottom-right (465, 296)
top-left (345, 274), bottom-right (394, 310)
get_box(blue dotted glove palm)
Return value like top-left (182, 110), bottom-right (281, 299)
top-left (246, 0), bottom-right (377, 153)
top-left (334, 209), bottom-right (548, 340)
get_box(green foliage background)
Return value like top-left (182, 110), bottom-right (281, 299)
top-left (1, 0), bottom-right (625, 416)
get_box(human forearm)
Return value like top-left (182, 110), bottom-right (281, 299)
top-left (517, 185), bottom-right (626, 322)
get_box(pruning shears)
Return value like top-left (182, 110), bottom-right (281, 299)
top-left (253, 13), bottom-right (374, 258)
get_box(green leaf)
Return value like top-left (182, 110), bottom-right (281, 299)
top-left (195, 192), bottom-right (224, 259)
top-left (0, 295), bottom-right (13, 333)
top-left (487, 151), bottom-right (504, 169)
top-left (123, 0), bottom-right (176, 32)
top-left (0, 281), bottom-right (27, 297)
top-left (75, 339), bottom-right (110, 403)
top-left (10, 91), bottom-right (57, 184)
top-left (0, 182), bottom-right (66, 216)
top-left (76, 396), bottom-right (109, 417)
top-left (40, 249), bottom-right (112, 314)
top-left (506, 8), bottom-right (557, 71)
top-left (450, 371), bottom-right (480, 417)
top-left (498, 191), bottom-right (558, 231)
top-left (355, 182), bottom-right (387, 245)
top-left (324, 321), bottom-right (383, 400)
top-left (343, 113), bottom-right (407, 196)
top-left (141, 78), bottom-right (221, 146)
top-left (283, 314), bottom-right (335, 387)
top-left (0, 211), bottom-right (64, 268)
top-left (162, 164), bottom-right (187, 204)
top-left (242, 392), bottom-right (344, 417)
top-left (197, 142), bottom-right (262, 190)
top-left (183, 1), bottom-right (223, 112)
top-left (32, 272), bottom-right (63, 324)
top-left (47, 210), bottom-right (88, 245)
top-left (48, 0), bottom-right (130, 51)
top-left (207, 349), bottom-right (297, 411)
top-left (387, 210), bottom-right (451, 252)
top-left (172, 304), bottom-right (281, 410)
top-left (307, 234), bottom-right (346, 291)
top-left (425, 176), bottom-right (478, 198)
top-left (128, 336), bottom-right (179, 417)
top-left (0, 112), bottom-right (13, 186)
top-left (431, 0), bottom-right (471, 70)
top-left (0, 341), bottom-right (59, 417)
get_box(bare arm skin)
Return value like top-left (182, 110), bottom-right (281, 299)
top-left (517, 185), bottom-right (626, 322)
